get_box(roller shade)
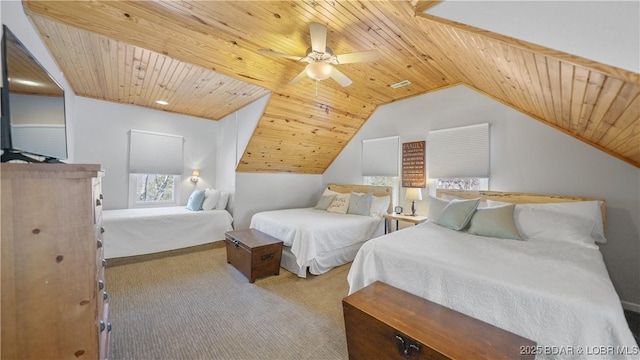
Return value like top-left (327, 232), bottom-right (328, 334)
top-left (129, 130), bottom-right (183, 175)
top-left (427, 123), bottom-right (489, 179)
top-left (362, 136), bottom-right (399, 176)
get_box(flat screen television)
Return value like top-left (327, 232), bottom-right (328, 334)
top-left (1, 25), bottom-right (68, 163)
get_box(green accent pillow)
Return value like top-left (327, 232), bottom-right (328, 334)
top-left (468, 204), bottom-right (523, 240)
top-left (436, 198), bottom-right (480, 231)
top-left (186, 189), bottom-right (206, 211)
top-left (347, 192), bottom-right (374, 216)
top-left (313, 195), bottom-right (336, 210)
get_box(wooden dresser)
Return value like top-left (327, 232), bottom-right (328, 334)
top-left (343, 281), bottom-right (535, 360)
top-left (1, 163), bottom-right (111, 359)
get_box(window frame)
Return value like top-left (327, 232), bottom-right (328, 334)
top-left (128, 173), bottom-right (181, 208)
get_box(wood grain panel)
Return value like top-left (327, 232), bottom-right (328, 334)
top-left (20, 0), bottom-right (640, 171)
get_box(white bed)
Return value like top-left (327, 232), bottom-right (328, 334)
top-left (250, 183), bottom-right (392, 278)
top-left (103, 206), bottom-right (233, 259)
top-left (347, 190), bottom-right (638, 360)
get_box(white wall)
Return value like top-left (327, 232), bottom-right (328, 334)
top-left (427, 1), bottom-right (640, 73)
top-left (324, 85), bottom-right (640, 308)
top-left (74, 97), bottom-right (218, 210)
top-left (1, 0), bottom-right (77, 161)
top-left (215, 92), bottom-right (324, 229)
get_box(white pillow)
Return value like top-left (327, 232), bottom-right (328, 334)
top-left (514, 206), bottom-right (597, 248)
top-left (427, 196), bottom-right (449, 223)
top-left (215, 191), bottom-right (230, 210)
top-left (370, 195), bottom-right (391, 216)
top-left (488, 200), bottom-right (606, 243)
top-left (201, 188), bottom-right (221, 211)
top-left (326, 193), bottom-right (350, 214)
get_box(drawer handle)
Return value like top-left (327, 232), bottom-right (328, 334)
top-left (97, 240), bottom-right (103, 249)
top-left (102, 259), bottom-right (107, 268)
top-left (100, 227), bottom-right (105, 234)
top-left (107, 322), bottom-right (112, 332)
top-left (100, 321), bottom-right (105, 332)
top-left (99, 194), bottom-right (104, 200)
top-left (96, 199), bottom-right (102, 206)
top-left (98, 280), bottom-right (104, 290)
top-left (261, 253), bottom-right (274, 261)
top-left (103, 291), bottom-right (108, 301)
top-left (232, 239), bottom-right (240, 248)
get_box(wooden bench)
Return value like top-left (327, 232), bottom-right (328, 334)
top-left (225, 229), bottom-right (283, 283)
top-left (343, 281), bottom-right (535, 360)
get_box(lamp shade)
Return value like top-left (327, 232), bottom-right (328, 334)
top-left (305, 62), bottom-right (333, 81)
top-left (191, 170), bottom-right (200, 177)
top-left (405, 188), bottom-right (422, 201)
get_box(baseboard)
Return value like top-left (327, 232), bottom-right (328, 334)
top-left (622, 300), bottom-right (640, 313)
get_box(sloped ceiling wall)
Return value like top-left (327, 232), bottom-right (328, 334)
top-left (20, 0), bottom-right (640, 171)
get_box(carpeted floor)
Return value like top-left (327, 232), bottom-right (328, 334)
top-left (106, 245), bottom-right (351, 360)
top-left (107, 246), bottom-right (640, 359)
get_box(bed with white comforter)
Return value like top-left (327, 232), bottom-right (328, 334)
top-left (103, 206), bottom-right (233, 259)
top-left (348, 212), bottom-right (637, 359)
top-left (250, 207), bottom-right (384, 277)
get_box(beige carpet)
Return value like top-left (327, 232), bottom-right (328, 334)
top-left (105, 245), bottom-right (350, 360)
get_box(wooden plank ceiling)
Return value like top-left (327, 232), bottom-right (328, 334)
top-left (21, 0), bottom-right (640, 172)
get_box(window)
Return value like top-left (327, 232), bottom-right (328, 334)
top-left (128, 130), bottom-right (184, 208)
top-left (132, 174), bottom-right (177, 204)
top-left (363, 176), bottom-right (400, 206)
top-left (428, 124), bottom-right (490, 195)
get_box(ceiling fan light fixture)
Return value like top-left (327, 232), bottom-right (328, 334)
top-left (305, 62), bottom-right (332, 81)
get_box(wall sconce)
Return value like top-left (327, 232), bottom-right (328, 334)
top-left (405, 188), bottom-right (423, 216)
top-left (190, 170), bottom-right (200, 186)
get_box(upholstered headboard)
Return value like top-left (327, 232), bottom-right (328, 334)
top-left (327, 183), bottom-right (393, 213)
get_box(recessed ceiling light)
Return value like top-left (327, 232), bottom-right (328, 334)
top-left (156, 100), bottom-right (169, 105)
top-left (390, 80), bottom-right (411, 89)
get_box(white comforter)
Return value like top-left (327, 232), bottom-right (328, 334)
top-left (348, 222), bottom-right (638, 360)
top-left (103, 207), bottom-right (233, 258)
top-left (250, 208), bottom-right (383, 275)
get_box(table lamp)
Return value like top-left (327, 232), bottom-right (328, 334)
top-left (405, 188), bottom-right (422, 216)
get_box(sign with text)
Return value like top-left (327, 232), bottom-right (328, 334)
top-left (402, 141), bottom-right (426, 188)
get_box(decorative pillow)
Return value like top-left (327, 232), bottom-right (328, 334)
top-left (487, 200), bottom-right (606, 243)
top-left (314, 195), bottom-right (336, 211)
top-left (186, 189), bottom-right (206, 211)
top-left (370, 195), bottom-right (391, 216)
top-left (428, 196), bottom-right (450, 223)
top-left (201, 188), bottom-right (221, 211)
top-left (327, 193), bottom-right (350, 214)
top-left (436, 198), bottom-right (480, 231)
top-left (348, 192), bottom-right (374, 216)
top-left (514, 206), bottom-right (597, 248)
top-left (215, 191), bottom-right (229, 210)
top-left (468, 204), bottom-right (522, 240)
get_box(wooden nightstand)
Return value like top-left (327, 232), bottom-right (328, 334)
top-left (383, 213), bottom-right (428, 233)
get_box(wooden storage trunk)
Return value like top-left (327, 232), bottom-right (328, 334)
top-left (225, 229), bottom-right (283, 283)
top-left (343, 281), bottom-right (535, 360)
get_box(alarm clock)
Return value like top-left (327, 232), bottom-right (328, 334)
top-left (394, 206), bottom-right (403, 214)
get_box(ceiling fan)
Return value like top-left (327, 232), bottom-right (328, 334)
top-left (258, 22), bottom-right (379, 87)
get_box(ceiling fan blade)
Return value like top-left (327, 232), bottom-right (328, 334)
top-left (288, 70), bottom-right (308, 85)
top-left (258, 49), bottom-right (305, 61)
top-left (330, 67), bottom-right (353, 87)
top-left (334, 50), bottom-right (380, 64)
top-left (309, 22), bottom-right (327, 53)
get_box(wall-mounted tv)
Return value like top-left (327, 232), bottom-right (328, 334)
top-left (1, 25), bottom-right (68, 163)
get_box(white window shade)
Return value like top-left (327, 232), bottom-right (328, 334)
top-left (362, 136), bottom-right (399, 176)
top-left (129, 130), bottom-right (183, 175)
top-left (427, 123), bottom-right (489, 179)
